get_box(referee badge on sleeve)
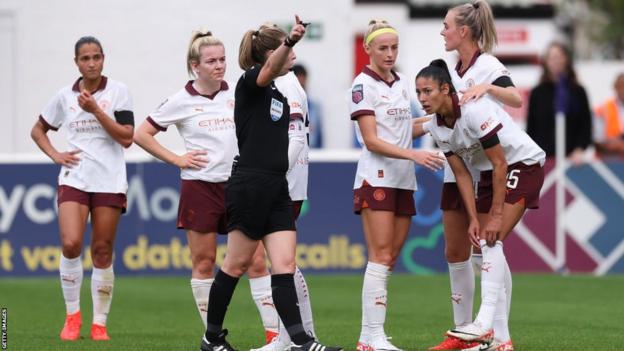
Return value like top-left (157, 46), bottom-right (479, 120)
top-left (270, 98), bottom-right (284, 121)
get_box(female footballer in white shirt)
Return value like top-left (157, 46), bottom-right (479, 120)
top-left (416, 60), bottom-right (545, 351)
top-left (349, 19), bottom-right (445, 351)
top-left (30, 36), bottom-right (134, 341)
top-left (134, 30), bottom-right (316, 348)
top-left (134, 29), bottom-right (247, 332)
top-left (430, 1), bottom-right (524, 350)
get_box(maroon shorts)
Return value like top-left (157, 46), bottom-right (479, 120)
top-left (440, 182), bottom-right (479, 211)
top-left (477, 162), bottom-right (544, 213)
top-left (57, 185), bottom-right (127, 213)
top-left (292, 200), bottom-right (304, 221)
top-left (353, 183), bottom-right (416, 216)
top-left (441, 183), bottom-right (464, 211)
top-left (177, 179), bottom-right (227, 234)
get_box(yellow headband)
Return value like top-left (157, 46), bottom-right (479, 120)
top-left (365, 28), bottom-right (398, 45)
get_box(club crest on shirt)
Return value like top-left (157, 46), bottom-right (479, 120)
top-left (270, 98), bottom-right (284, 121)
top-left (352, 84), bottom-right (364, 104)
top-left (466, 78), bottom-right (475, 88)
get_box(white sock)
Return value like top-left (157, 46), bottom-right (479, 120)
top-left (294, 266), bottom-right (315, 338)
top-left (191, 278), bottom-right (214, 329)
top-left (492, 287), bottom-right (510, 342)
top-left (60, 255), bottom-right (83, 314)
top-left (361, 261), bottom-right (390, 342)
top-left (91, 265), bottom-right (114, 326)
top-left (448, 259), bottom-right (474, 328)
top-left (504, 260), bottom-right (512, 317)
top-left (493, 260), bottom-right (513, 343)
top-left (475, 241), bottom-right (506, 330)
top-left (249, 275), bottom-right (279, 334)
top-left (277, 315), bottom-right (291, 344)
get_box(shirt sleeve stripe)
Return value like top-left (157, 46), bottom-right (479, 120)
top-left (38, 115), bottom-right (59, 131)
top-left (146, 116), bottom-right (167, 132)
top-left (479, 123), bottom-right (503, 142)
top-left (492, 76), bottom-right (514, 88)
top-left (290, 113), bottom-right (304, 121)
top-left (114, 110), bottom-right (135, 126)
top-left (350, 109), bottom-right (375, 120)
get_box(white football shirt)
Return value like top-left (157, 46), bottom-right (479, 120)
top-left (40, 76), bottom-right (133, 193)
top-left (423, 95), bottom-right (545, 173)
top-left (147, 81), bottom-right (237, 183)
top-left (275, 72), bottom-right (309, 201)
top-left (350, 67), bottom-right (416, 190)
top-left (442, 52), bottom-right (514, 182)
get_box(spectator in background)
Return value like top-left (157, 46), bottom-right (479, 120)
top-left (594, 72), bottom-right (624, 157)
top-left (526, 42), bottom-right (593, 165)
top-left (292, 64), bottom-right (324, 148)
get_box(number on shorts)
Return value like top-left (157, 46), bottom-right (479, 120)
top-left (506, 169), bottom-right (520, 189)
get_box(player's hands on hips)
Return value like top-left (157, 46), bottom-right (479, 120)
top-left (480, 213), bottom-right (502, 246)
top-left (410, 150), bottom-right (445, 171)
top-left (459, 84), bottom-right (490, 105)
top-left (77, 91), bottom-right (101, 114)
top-left (175, 150), bottom-right (208, 170)
top-left (53, 150), bottom-right (81, 168)
top-left (289, 15), bottom-right (307, 43)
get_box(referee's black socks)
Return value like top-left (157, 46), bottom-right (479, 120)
top-left (272, 273), bottom-right (313, 345)
top-left (205, 269), bottom-right (239, 342)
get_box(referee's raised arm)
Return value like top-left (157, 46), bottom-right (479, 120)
top-left (199, 15), bottom-right (343, 351)
top-left (255, 15), bottom-right (306, 87)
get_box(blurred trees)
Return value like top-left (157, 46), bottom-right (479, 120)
top-left (586, 0), bottom-right (624, 58)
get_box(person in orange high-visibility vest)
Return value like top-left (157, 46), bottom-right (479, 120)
top-left (594, 73), bottom-right (624, 156)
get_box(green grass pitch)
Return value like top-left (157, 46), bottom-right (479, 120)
top-left (1, 274), bottom-right (623, 350)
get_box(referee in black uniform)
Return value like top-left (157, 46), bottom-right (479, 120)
top-left (200, 15), bottom-right (343, 351)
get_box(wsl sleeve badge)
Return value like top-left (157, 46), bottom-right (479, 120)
top-left (352, 84), bottom-right (364, 104)
top-left (270, 98), bottom-right (284, 121)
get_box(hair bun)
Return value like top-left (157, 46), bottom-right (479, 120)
top-left (194, 29), bottom-right (212, 39)
top-left (368, 19), bottom-right (387, 26)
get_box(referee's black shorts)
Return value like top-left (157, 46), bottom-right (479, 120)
top-left (226, 167), bottom-right (295, 240)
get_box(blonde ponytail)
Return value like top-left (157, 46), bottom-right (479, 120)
top-left (450, 0), bottom-right (497, 53)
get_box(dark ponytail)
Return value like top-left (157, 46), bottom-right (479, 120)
top-left (416, 59), bottom-right (456, 93)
